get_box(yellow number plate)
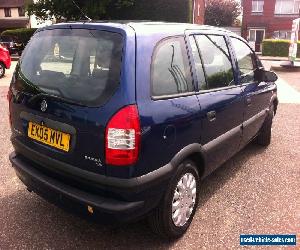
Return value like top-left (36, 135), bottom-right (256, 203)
top-left (28, 122), bottom-right (70, 152)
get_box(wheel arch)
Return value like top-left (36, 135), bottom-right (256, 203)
top-left (273, 97), bottom-right (279, 115)
top-left (170, 143), bottom-right (206, 179)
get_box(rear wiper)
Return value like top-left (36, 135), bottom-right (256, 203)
top-left (28, 92), bottom-right (87, 107)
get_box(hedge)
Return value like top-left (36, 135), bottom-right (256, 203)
top-left (109, 0), bottom-right (193, 23)
top-left (1, 28), bottom-right (37, 45)
top-left (262, 39), bottom-right (300, 58)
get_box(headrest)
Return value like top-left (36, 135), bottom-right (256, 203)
top-left (95, 47), bottom-right (111, 68)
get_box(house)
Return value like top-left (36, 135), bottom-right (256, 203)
top-left (242, 0), bottom-right (300, 51)
top-left (0, 0), bottom-right (30, 32)
top-left (193, 0), bottom-right (205, 24)
top-left (29, 0), bottom-right (53, 28)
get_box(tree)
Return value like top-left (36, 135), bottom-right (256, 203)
top-left (204, 0), bottom-right (241, 27)
top-left (26, 0), bottom-right (134, 22)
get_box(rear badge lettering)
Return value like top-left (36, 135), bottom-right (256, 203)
top-left (84, 156), bottom-right (103, 167)
top-left (40, 100), bottom-right (47, 112)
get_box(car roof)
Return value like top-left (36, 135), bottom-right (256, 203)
top-left (128, 22), bottom-right (236, 36)
top-left (42, 21), bottom-right (238, 38)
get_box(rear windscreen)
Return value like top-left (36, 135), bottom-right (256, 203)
top-left (19, 29), bottom-right (123, 106)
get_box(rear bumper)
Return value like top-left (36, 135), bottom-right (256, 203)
top-left (9, 150), bottom-right (172, 222)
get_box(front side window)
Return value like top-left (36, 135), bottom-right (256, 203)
top-left (231, 37), bottom-right (257, 84)
top-left (19, 29), bottom-right (123, 106)
top-left (152, 37), bottom-right (193, 97)
top-left (275, 0), bottom-right (300, 14)
top-left (252, 0), bottom-right (264, 13)
top-left (194, 35), bottom-right (234, 89)
top-left (4, 8), bottom-right (11, 17)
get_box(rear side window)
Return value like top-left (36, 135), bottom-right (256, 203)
top-left (19, 29), bottom-right (123, 106)
top-left (230, 37), bottom-right (257, 84)
top-left (189, 36), bottom-right (207, 90)
top-left (195, 35), bottom-right (234, 89)
top-left (151, 37), bottom-right (193, 97)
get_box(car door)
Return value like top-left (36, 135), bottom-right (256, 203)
top-left (229, 36), bottom-right (272, 148)
top-left (135, 35), bottom-right (202, 176)
top-left (187, 32), bottom-right (244, 175)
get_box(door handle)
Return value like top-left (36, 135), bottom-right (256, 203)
top-left (246, 97), bottom-right (252, 106)
top-left (207, 111), bottom-right (216, 122)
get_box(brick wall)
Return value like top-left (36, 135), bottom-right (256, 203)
top-left (242, 0), bottom-right (300, 39)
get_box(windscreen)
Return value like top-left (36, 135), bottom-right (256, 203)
top-left (19, 28), bottom-right (123, 106)
top-left (1, 36), bottom-right (14, 42)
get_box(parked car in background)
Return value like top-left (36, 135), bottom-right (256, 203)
top-left (0, 36), bottom-right (24, 55)
top-left (8, 22), bottom-right (278, 238)
top-left (0, 44), bottom-right (11, 78)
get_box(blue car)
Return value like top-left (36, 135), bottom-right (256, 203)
top-left (8, 22), bottom-right (278, 238)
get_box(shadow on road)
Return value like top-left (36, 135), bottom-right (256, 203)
top-left (197, 143), bottom-right (266, 210)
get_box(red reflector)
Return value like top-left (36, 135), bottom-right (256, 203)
top-left (105, 105), bottom-right (141, 166)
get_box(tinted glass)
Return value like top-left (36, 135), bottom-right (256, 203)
top-left (195, 35), bottom-right (234, 89)
top-left (0, 36), bottom-right (13, 42)
top-left (189, 36), bottom-right (207, 90)
top-left (19, 29), bottom-right (123, 106)
top-left (231, 37), bottom-right (256, 84)
top-left (152, 37), bottom-right (193, 97)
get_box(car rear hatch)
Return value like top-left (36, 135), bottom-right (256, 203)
top-left (9, 24), bottom-right (137, 182)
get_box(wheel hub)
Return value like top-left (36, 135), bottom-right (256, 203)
top-left (171, 173), bottom-right (197, 227)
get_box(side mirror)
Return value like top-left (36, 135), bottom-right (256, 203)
top-left (263, 70), bottom-right (278, 82)
top-left (256, 69), bottom-right (278, 83)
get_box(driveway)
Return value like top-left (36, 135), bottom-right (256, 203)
top-left (0, 61), bottom-right (17, 87)
top-left (0, 61), bottom-right (299, 249)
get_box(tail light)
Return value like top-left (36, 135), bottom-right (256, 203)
top-left (7, 89), bottom-right (12, 128)
top-left (105, 105), bottom-right (141, 166)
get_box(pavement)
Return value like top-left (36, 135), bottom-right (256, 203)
top-left (0, 61), bottom-right (16, 87)
top-left (261, 60), bottom-right (300, 103)
top-left (0, 60), bottom-right (299, 249)
top-left (259, 55), bottom-right (300, 62)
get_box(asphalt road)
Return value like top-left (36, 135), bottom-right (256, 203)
top-left (0, 61), bottom-right (299, 249)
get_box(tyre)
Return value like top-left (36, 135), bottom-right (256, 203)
top-left (0, 62), bottom-right (5, 78)
top-left (148, 160), bottom-right (200, 238)
top-left (256, 105), bottom-right (274, 146)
